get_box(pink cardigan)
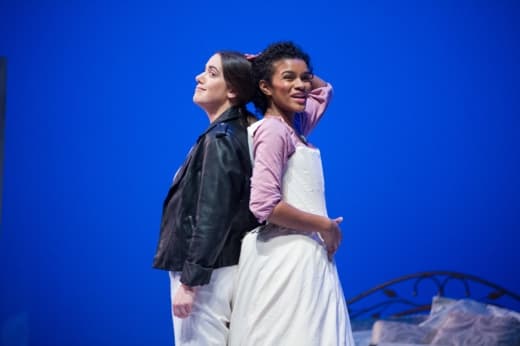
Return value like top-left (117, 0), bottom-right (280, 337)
top-left (249, 83), bottom-right (333, 223)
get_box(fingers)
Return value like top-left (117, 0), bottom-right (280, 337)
top-left (325, 219), bottom-right (343, 261)
top-left (327, 244), bottom-right (339, 261)
top-left (172, 285), bottom-right (196, 319)
top-left (327, 247), bottom-right (335, 261)
top-left (329, 222), bottom-right (341, 244)
top-left (332, 220), bottom-right (343, 244)
top-left (244, 52), bottom-right (260, 61)
top-left (318, 217), bottom-right (345, 261)
top-left (173, 302), bottom-right (192, 318)
top-left (325, 236), bottom-right (339, 261)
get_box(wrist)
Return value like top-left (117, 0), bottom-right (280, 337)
top-left (181, 283), bottom-right (196, 292)
top-left (317, 217), bottom-right (333, 234)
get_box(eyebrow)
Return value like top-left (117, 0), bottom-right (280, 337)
top-left (207, 64), bottom-right (220, 73)
top-left (280, 70), bottom-right (311, 75)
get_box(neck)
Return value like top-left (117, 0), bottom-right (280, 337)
top-left (204, 101), bottom-right (234, 123)
top-left (265, 106), bottom-right (309, 145)
top-left (265, 106), bottom-right (295, 127)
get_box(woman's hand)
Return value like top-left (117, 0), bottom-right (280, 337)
top-left (244, 52), bottom-right (260, 61)
top-left (319, 217), bottom-right (343, 261)
top-left (268, 202), bottom-right (344, 261)
top-left (173, 284), bottom-right (197, 318)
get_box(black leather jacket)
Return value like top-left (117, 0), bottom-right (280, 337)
top-left (153, 107), bottom-right (259, 286)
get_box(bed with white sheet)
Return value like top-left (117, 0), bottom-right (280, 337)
top-left (347, 271), bottom-right (520, 346)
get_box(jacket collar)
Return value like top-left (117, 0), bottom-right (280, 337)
top-left (197, 106), bottom-right (241, 141)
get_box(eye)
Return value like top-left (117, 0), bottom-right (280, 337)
top-left (208, 67), bottom-right (219, 77)
top-left (301, 73), bottom-right (314, 82)
top-left (282, 73), bottom-right (296, 81)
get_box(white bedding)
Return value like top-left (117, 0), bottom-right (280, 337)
top-left (352, 296), bottom-right (520, 346)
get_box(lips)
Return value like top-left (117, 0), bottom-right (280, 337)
top-left (291, 94), bottom-right (307, 104)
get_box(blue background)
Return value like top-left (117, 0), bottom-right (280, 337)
top-left (1, 1), bottom-right (519, 345)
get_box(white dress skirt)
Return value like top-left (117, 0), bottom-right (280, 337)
top-left (229, 144), bottom-right (354, 346)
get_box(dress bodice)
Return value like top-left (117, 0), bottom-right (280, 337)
top-left (281, 144), bottom-right (328, 218)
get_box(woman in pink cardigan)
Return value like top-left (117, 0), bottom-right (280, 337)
top-left (230, 41), bottom-right (354, 345)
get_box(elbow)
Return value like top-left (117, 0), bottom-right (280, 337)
top-left (249, 200), bottom-right (276, 224)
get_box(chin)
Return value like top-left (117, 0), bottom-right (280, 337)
top-left (291, 101), bottom-right (306, 112)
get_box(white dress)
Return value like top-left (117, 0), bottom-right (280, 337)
top-left (229, 124), bottom-right (354, 346)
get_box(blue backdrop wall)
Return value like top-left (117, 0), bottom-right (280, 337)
top-left (1, 1), bottom-right (519, 345)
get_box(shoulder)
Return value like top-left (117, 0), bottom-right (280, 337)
top-left (202, 120), bottom-right (249, 158)
top-left (206, 122), bottom-right (233, 139)
top-left (253, 116), bottom-right (291, 141)
top-left (251, 117), bottom-right (295, 157)
top-left (203, 122), bottom-right (246, 148)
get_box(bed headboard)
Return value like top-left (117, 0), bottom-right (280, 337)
top-left (347, 270), bottom-right (520, 320)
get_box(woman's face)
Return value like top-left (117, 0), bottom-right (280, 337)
top-left (193, 54), bottom-right (233, 114)
top-left (261, 58), bottom-right (313, 117)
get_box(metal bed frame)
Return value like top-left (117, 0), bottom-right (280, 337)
top-left (347, 270), bottom-right (520, 320)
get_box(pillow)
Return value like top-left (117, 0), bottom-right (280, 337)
top-left (422, 297), bottom-right (490, 329)
top-left (371, 320), bottom-right (436, 344)
top-left (430, 296), bottom-right (520, 321)
top-left (431, 311), bottom-right (520, 346)
top-left (423, 296), bottom-right (520, 331)
top-left (429, 296), bottom-right (458, 315)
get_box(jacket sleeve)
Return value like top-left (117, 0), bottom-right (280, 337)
top-left (180, 131), bottom-right (243, 286)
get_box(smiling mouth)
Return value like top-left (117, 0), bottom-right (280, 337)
top-left (292, 95), bottom-right (307, 104)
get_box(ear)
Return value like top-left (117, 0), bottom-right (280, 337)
top-left (259, 80), bottom-right (272, 96)
top-left (227, 89), bottom-right (237, 101)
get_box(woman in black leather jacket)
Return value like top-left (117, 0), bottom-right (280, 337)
top-left (152, 51), bottom-right (259, 345)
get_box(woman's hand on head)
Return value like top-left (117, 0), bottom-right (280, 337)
top-left (244, 52), bottom-right (260, 61)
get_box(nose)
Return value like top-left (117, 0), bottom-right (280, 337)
top-left (294, 77), bottom-right (306, 90)
top-left (195, 72), bottom-right (204, 84)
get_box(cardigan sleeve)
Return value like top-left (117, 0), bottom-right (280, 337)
top-left (249, 117), bottom-right (295, 223)
top-left (299, 83), bottom-right (333, 136)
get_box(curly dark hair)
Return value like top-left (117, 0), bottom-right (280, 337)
top-left (251, 41), bottom-right (313, 114)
